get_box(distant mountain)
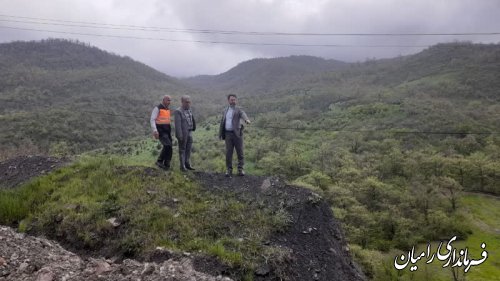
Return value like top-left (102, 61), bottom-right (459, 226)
top-left (186, 43), bottom-right (500, 100)
top-left (0, 39), bottom-right (187, 105)
top-left (184, 55), bottom-right (347, 93)
top-left (344, 42), bottom-right (500, 93)
top-left (191, 42), bottom-right (500, 136)
top-left (0, 39), bottom-right (193, 156)
top-left (2, 40), bottom-right (499, 157)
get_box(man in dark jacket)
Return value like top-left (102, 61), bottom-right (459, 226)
top-left (219, 94), bottom-right (251, 177)
top-left (175, 95), bottom-right (196, 171)
top-left (150, 95), bottom-right (172, 170)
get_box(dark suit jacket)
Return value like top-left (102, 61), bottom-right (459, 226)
top-left (219, 106), bottom-right (249, 139)
top-left (174, 107), bottom-right (196, 141)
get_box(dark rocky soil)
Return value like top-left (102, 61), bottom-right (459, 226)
top-left (192, 172), bottom-right (365, 281)
top-left (0, 155), bottom-right (66, 189)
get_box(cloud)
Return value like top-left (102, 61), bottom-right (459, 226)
top-left (1, 0), bottom-right (499, 76)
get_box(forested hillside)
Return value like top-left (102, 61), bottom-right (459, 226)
top-left (1, 39), bottom-right (499, 280)
top-left (0, 39), bottom-right (195, 157)
top-left (184, 55), bottom-right (347, 93)
top-left (182, 42), bottom-right (500, 280)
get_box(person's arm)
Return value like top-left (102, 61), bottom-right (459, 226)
top-left (219, 108), bottom-right (226, 140)
top-left (174, 110), bottom-right (183, 142)
top-left (240, 109), bottom-right (251, 124)
top-left (150, 107), bottom-right (159, 138)
top-left (192, 114), bottom-right (196, 132)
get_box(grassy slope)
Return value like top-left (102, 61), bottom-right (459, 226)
top-left (91, 127), bottom-right (500, 280)
top-left (0, 39), bottom-right (195, 157)
top-left (0, 156), bottom-right (290, 280)
top-left (91, 134), bottom-right (500, 281)
top-left (2, 41), bottom-right (500, 280)
top-left (2, 125), bottom-right (498, 280)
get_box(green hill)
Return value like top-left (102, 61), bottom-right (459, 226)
top-left (0, 39), bottom-right (193, 157)
top-left (180, 42), bottom-right (500, 280)
top-left (184, 43), bottom-right (500, 139)
top-left (1, 40), bottom-right (499, 280)
top-left (184, 55), bottom-right (347, 94)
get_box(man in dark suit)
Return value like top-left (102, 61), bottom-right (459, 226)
top-left (219, 94), bottom-right (251, 177)
top-left (175, 95), bottom-right (196, 171)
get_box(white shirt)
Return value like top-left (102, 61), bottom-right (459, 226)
top-left (225, 106), bottom-right (234, 131)
top-left (150, 107), bottom-right (159, 132)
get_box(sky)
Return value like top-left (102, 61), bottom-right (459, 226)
top-left (0, 0), bottom-right (499, 77)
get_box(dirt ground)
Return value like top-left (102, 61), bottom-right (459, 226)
top-left (192, 172), bottom-right (365, 281)
top-left (0, 155), bottom-right (66, 189)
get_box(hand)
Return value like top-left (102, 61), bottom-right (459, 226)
top-left (153, 131), bottom-right (159, 139)
top-left (245, 119), bottom-right (251, 124)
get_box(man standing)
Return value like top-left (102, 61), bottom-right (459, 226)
top-left (175, 95), bottom-right (196, 172)
top-left (150, 95), bottom-right (172, 170)
top-left (219, 94), bottom-right (251, 177)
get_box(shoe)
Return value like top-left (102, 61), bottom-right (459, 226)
top-left (185, 164), bottom-right (195, 171)
top-left (237, 170), bottom-right (245, 176)
top-left (180, 166), bottom-right (188, 172)
top-left (156, 161), bottom-right (168, 170)
top-left (225, 170), bottom-right (232, 178)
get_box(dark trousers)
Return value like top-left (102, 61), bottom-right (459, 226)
top-left (157, 126), bottom-right (172, 166)
top-left (178, 131), bottom-right (193, 169)
top-left (225, 131), bottom-right (244, 171)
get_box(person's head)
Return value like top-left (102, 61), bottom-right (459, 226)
top-left (227, 94), bottom-right (237, 106)
top-left (162, 95), bottom-right (171, 107)
top-left (181, 95), bottom-right (191, 109)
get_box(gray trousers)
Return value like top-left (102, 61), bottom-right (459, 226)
top-left (178, 131), bottom-right (193, 169)
top-left (225, 131), bottom-right (244, 171)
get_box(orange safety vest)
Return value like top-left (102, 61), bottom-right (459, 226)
top-left (155, 104), bottom-right (171, 125)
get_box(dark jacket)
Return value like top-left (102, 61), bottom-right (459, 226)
top-left (219, 106), bottom-right (249, 140)
top-left (174, 107), bottom-right (196, 141)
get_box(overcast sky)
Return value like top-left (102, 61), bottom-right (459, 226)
top-left (1, 0), bottom-right (499, 77)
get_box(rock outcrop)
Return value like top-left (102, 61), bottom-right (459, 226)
top-left (0, 226), bottom-right (232, 281)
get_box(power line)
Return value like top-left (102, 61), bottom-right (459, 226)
top-left (0, 25), bottom-right (431, 48)
top-left (257, 125), bottom-right (499, 135)
top-left (0, 100), bottom-right (147, 119)
top-left (80, 110), bottom-right (146, 119)
top-left (1, 14), bottom-right (500, 37)
top-left (0, 19), bottom-right (179, 33)
top-left (2, 100), bottom-right (498, 135)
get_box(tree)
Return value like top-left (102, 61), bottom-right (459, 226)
top-left (433, 176), bottom-right (463, 211)
top-left (411, 179), bottom-right (438, 221)
top-left (468, 152), bottom-right (488, 192)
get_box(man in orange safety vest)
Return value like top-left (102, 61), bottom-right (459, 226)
top-left (150, 95), bottom-right (173, 170)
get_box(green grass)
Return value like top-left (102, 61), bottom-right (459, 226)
top-left (90, 124), bottom-right (263, 175)
top-left (353, 193), bottom-right (500, 281)
top-left (461, 193), bottom-right (500, 233)
top-left (0, 156), bottom-right (292, 278)
top-left (87, 137), bottom-right (160, 167)
top-left (458, 194), bottom-right (500, 281)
